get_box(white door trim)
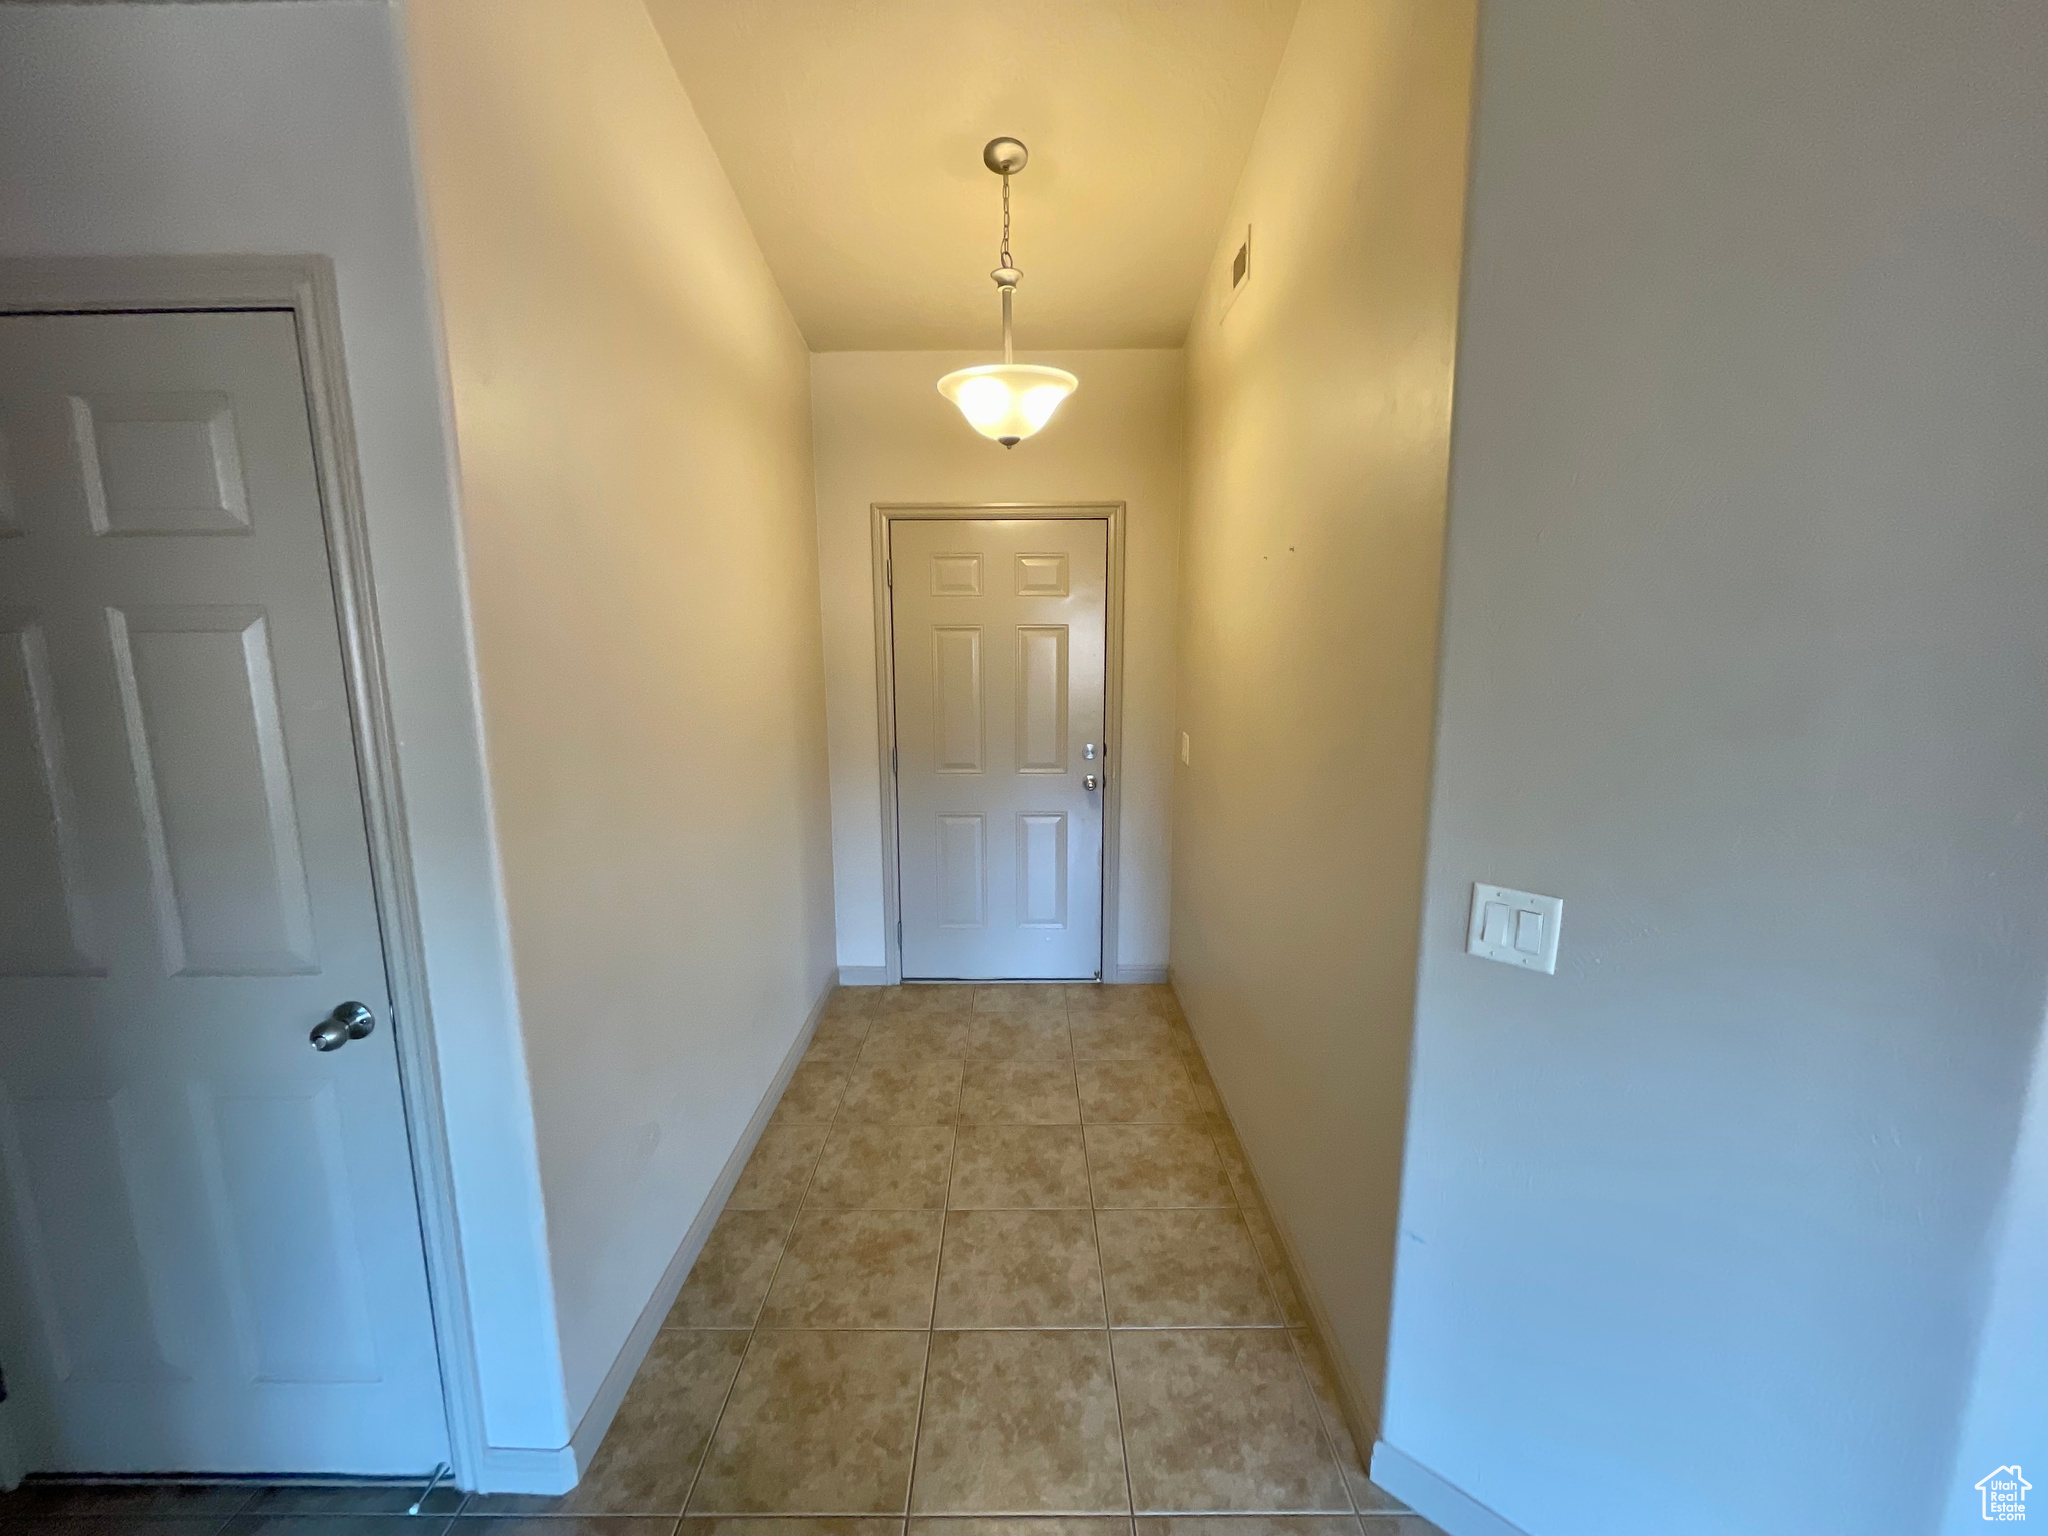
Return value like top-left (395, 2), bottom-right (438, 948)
top-left (0, 256), bottom-right (480, 1484)
top-left (870, 502), bottom-right (1130, 985)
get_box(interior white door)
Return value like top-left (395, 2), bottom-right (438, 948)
top-left (891, 517), bottom-right (1107, 979)
top-left (0, 310), bottom-right (448, 1473)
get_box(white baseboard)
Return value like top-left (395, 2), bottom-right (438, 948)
top-left (470, 1442), bottom-right (579, 1496)
top-left (1370, 1442), bottom-right (1531, 1536)
top-left (522, 973), bottom-right (835, 1493)
top-left (1107, 963), bottom-right (1169, 984)
top-left (841, 964), bottom-right (1170, 986)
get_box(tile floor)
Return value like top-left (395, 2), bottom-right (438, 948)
top-left (0, 985), bottom-right (1445, 1536)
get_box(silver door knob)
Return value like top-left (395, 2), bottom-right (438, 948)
top-left (1083, 773), bottom-right (1099, 791)
top-left (310, 1002), bottom-right (376, 1052)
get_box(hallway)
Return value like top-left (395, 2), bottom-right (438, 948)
top-left (467, 983), bottom-right (1440, 1527)
top-left (0, 985), bottom-right (1440, 1531)
top-left (0, 0), bottom-right (2038, 1528)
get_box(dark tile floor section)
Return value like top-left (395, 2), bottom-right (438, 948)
top-left (0, 1475), bottom-right (462, 1533)
top-left (0, 1484), bottom-right (1454, 1535)
top-left (0, 992), bottom-right (1452, 1536)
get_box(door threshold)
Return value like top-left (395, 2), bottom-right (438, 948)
top-left (900, 976), bottom-right (1101, 984)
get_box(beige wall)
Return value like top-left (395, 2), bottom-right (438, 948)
top-left (1172, 0), bottom-right (1475, 1436)
top-left (1386, 3), bottom-right (2048, 1533)
top-left (0, 0), bottom-right (569, 1471)
top-left (406, 0), bottom-right (836, 1429)
top-left (810, 349), bottom-right (1184, 977)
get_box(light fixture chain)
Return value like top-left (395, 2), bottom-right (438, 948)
top-left (1000, 174), bottom-right (1012, 268)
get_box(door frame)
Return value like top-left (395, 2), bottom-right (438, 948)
top-left (0, 257), bottom-right (480, 1483)
top-left (870, 501), bottom-right (1130, 985)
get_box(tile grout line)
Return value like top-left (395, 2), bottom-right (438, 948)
top-left (1072, 996), bottom-right (1141, 1527)
top-left (203, 1486), bottom-right (255, 1536)
top-left (1285, 1314), bottom-right (1364, 1518)
top-left (926, 1037), bottom-right (971, 1329)
top-left (885, 987), bottom-right (967, 1519)
top-left (901, 1146), bottom-right (954, 1523)
top-left (897, 1036), bottom-right (967, 1521)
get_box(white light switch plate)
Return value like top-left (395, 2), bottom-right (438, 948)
top-left (1467, 883), bottom-right (1563, 973)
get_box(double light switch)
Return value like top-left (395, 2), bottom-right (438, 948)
top-left (1467, 883), bottom-right (1563, 974)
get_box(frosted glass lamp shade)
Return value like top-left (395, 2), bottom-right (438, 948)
top-left (936, 363), bottom-right (1079, 446)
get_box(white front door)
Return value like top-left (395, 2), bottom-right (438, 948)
top-left (890, 517), bottom-right (1107, 980)
top-left (0, 310), bottom-right (448, 1473)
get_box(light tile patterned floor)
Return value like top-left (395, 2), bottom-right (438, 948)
top-left (468, 982), bottom-right (1441, 1533)
top-left (0, 986), bottom-right (1447, 1536)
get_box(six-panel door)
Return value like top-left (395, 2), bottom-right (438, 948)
top-left (0, 311), bottom-right (448, 1473)
top-left (890, 518), bottom-right (1108, 979)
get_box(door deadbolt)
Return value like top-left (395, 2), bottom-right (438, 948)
top-left (310, 1001), bottom-right (376, 1052)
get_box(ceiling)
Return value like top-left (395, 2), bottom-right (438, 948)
top-left (646, 0), bottom-right (1301, 352)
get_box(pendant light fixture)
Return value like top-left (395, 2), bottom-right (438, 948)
top-left (938, 138), bottom-right (1078, 447)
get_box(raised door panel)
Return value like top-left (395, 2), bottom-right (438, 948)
top-left (106, 606), bottom-right (317, 977)
top-left (1015, 625), bottom-right (1068, 774)
top-left (1017, 813), bottom-right (1068, 929)
top-left (71, 392), bottom-right (252, 537)
top-left (1014, 552), bottom-right (1068, 596)
top-left (191, 1083), bottom-right (378, 1384)
top-left (0, 1090), bottom-right (181, 1383)
top-left (937, 815), bottom-right (987, 929)
top-left (0, 612), bottom-right (100, 975)
top-left (931, 626), bottom-right (985, 775)
top-left (930, 552), bottom-right (982, 596)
